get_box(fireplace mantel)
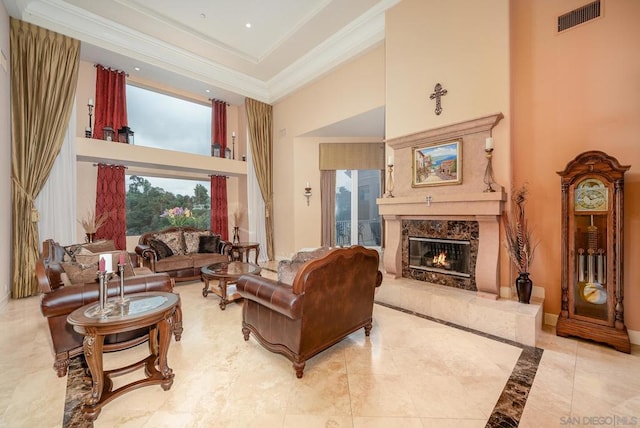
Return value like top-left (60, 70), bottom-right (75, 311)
top-left (377, 191), bottom-right (505, 217)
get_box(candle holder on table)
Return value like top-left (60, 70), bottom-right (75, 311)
top-left (115, 263), bottom-right (129, 305)
top-left (90, 270), bottom-right (113, 317)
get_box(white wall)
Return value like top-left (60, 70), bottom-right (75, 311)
top-left (0, 5), bottom-right (11, 304)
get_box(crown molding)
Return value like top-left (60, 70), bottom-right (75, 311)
top-left (15, 0), bottom-right (401, 104)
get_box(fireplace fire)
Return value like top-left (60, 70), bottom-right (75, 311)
top-left (409, 237), bottom-right (471, 278)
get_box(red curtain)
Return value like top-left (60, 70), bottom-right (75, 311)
top-left (93, 65), bottom-right (127, 141)
top-left (211, 100), bottom-right (228, 239)
top-left (95, 164), bottom-right (127, 250)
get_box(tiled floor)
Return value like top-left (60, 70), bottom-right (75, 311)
top-left (0, 267), bottom-right (638, 427)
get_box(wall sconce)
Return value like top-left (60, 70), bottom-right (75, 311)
top-left (304, 182), bottom-right (312, 206)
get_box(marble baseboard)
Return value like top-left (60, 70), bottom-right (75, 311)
top-left (376, 277), bottom-right (543, 346)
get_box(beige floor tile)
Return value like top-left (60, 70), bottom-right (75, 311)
top-left (0, 276), bottom-right (638, 427)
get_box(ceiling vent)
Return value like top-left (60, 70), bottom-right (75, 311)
top-left (558, 0), bottom-right (601, 32)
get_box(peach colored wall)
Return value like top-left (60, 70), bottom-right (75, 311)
top-left (272, 46), bottom-right (386, 259)
top-left (0, 4), bottom-right (11, 302)
top-left (512, 0), bottom-right (640, 331)
top-left (385, 0), bottom-right (510, 199)
top-left (385, 0), bottom-right (513, 291)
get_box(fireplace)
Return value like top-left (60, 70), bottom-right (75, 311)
top-left (376, 113), bottom-right (506, 298)
top-left (403, 219), bottom-right (478, 291)
top-left (409, 237), bottom-right (471, 278)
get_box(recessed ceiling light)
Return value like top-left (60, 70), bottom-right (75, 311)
top-left (134, 66), bottom-right (140, 71)
top-left (245, 22), bottom-right (252, 28)
top-left (205, 89), bottom-right (210, 93)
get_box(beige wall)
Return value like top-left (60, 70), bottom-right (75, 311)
top-left (512, 0), bottom-right (640, 331)
top-left (272, 45), bottom-right (386, 259)
top-left (0, 5), bottom-right (10, 302)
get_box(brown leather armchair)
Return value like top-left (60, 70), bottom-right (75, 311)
top-left (37, 240), bottom-right (183, 377)
top-left (236, 246), bottom-right (383, 378)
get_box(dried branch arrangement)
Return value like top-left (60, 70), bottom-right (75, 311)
top-left (78, 209), bottom-right (109, 233)
top-left (502, 185), bottom-right (537, 273)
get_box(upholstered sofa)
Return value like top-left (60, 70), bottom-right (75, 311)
top-left (236, 245), bottom-right (383, 378)
top-left (136, 226), bottom-right (232, 282)
top-left (37, 239), bottom-right (183, 377)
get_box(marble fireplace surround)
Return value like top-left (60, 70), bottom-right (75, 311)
top-left (378, 113), bottom-right (506, 299)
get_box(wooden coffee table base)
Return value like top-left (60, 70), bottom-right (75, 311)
top-left (81, 320), bottom-right (174, 421)
top-left (67, 292), bottom-right (179, 422)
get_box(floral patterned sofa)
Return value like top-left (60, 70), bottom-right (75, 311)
top-left (135, 226), bottom-right (232, 282)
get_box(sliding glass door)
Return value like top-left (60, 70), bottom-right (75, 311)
top-left (335, 169), bottom-right (381, 248)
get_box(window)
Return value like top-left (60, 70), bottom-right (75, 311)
top-left (126, 175), bottom-right (210, 235)
top-left (335, 170), bottom-right (381, 247)
top-left (126, 84), bottom-right (211, 155)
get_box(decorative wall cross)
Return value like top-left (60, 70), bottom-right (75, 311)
top-left (429, 83), bottom-right (448, 115)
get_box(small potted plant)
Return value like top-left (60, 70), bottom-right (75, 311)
top-left (78, 209), bottom-right (109, 243)
top-left (502, 184), bottom-right (537, 303)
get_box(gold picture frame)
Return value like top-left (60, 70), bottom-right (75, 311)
top-left (412, 140), bottom-right (462, 187)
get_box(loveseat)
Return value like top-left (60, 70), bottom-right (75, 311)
top-left (236, 245), bottom-right (383, 378)
top-left (136, 226), bottom-right (232, 282)
top-left (37, 239), bottom-right (183, 377)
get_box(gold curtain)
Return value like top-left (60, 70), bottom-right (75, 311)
top-left (319, 143), bottom-right (385, 170)
top-left (320, 170), bottom-right (336, 247)
top-left (245, 98), bottom-right (274, 260)
top-left (10, 19), bottom-right (80, 298)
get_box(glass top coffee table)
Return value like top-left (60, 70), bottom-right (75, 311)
top-left (201, 261), bottom-right (261, 310)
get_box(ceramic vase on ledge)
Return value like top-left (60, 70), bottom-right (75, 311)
top-left (516, 272), bottom-right (533, 304)
top-left (85, 232), bottom-right (96, 243)
top-left (232, 226), bottom-right (240, 244)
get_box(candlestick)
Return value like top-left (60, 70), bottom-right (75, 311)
top-left (87, 99), bottom-right (94, 138)
top-left (387, 155), bottom-right (393, 167)
top-left (385, 164), bottom-right (394, 198)
top-left (117, 263), bottom-right (128, 304)
top-left (89, 269), bottom-right (112, 317)
top-left (232, 133), bottom-right (236, 160)
top-left (483, 148), bottom-right (496, 192)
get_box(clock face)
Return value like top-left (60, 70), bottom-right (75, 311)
top-left (575, 179), bottom-right (608, 212)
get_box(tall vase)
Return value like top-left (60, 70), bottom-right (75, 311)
top-left (232, 226), bottom-right (240, 244)
top-left (85, 232), bottom-right (96, 243)
top-left (516, 272), bottom-right (533, 304)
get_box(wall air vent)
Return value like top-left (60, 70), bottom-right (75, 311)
top-left (558, 1), bottom-right (601, 32)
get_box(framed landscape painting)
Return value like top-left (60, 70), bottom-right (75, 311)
top-left (412, 140), bottom-right (462, 187)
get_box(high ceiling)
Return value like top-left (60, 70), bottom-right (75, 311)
top-left (3, 0), bottom-right (399, 107)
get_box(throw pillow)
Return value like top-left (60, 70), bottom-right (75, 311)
top-left (60, 261), bottom-right (99, 284)
top-left (198, 234), bottom-right (220, 253)
top-left (154, 231), bottom-right (184, 255)
top-left (184, 230), bottom-right (211, 254)
top-left (149, 239), bottom-right (174, 260)
top-left (74, 247), bottom-right (135, 277)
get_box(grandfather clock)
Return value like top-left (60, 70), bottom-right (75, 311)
top-left (556, 151), bottom-right (630, 353)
